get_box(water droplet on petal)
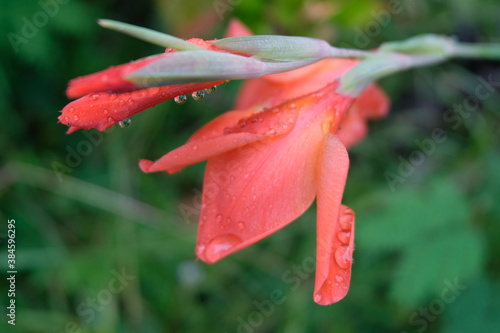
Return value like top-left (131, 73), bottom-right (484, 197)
top-left (265, 128), bottom-right (277, 135)
top-left (237, 221), bottom-right (245, 230)
top-left (128, 98), bottom-right (135, 105)
top-left (204, 234), bottom-right (242, 263)
top-left (150, 87), bottom-right (161, 94)
top-left (73, 115), bottom-right (79, 121)
top-left (89, 93), bottom-right (100, 101)
top-left (335, 275), bottom-right (344, 283)
top-left (225, 217), bottom-right (232, 224)
top-left (119, 99), bottom-right (125, 106)
top-left (103, 109), bottom-right (109, 115)
top-left (215, 214), bottom-right (223, 223)
top-left (289, 103), bottom-right (297, 109)
top-left (119, 118), bottom-right (131, 128)
top-left (174, 95), bottom-right (187, 104)
top-left (109, 94), bottom-right (117, 100)
top-left (192, 144), bottom-right (199, 151)
top-left (314, 294), bottom-right (323, 303)
top-left (339, 211), bottom-right (354, 230)
top-left (334, 246), bottom-right (353, 269)
top-left (337, 231), bottom-right (351, 245)
top-left (192, 90), bottom-right (205, 101)
top-left (107, 116), bottom-right (115, 122)
top-left (205, 86), bottom-right (217, 94)
top-left (69, 107), bottom-right (75, 113)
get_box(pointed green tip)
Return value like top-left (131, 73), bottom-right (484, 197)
top-left (96, 19), bottom-right (205, 51)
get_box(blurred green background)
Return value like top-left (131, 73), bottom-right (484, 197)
top-left (1, 0), bottom-right (499, 332)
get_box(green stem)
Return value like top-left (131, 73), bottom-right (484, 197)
top-left (451, 43), bottom-right (500, 60)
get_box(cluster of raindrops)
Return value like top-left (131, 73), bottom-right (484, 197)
top-left (174, 85), bottom-right (218, 105)
top-left (334, 209), bottom-right (354, 270)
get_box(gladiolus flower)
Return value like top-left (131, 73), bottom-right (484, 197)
top-left (139, 22), bottom-right (389, 305)
top-left (59, 19), bottom-right (389, 305)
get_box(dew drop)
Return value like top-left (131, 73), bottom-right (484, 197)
top-left (150, 87), bottom-right (161, 94)
top-left (192, 90), bottom-right (205, 101)
top-left (314, 294), bottom-right (323, 303)
top-left (68, 107), bottom-right (75, 113)
top-left (192, 144), bottom-right (199, 151)
top-left (337, 231), bottom-right (351, 245)
top-left (204, 234), bottom-right (242, 263)
top-left (335, 275), bottom-right (344, 283)
top-left (119, 99), bottom-right (125, 106)
top-left (63, 116), bottom-right (69, 122)
top-left (205, 85), bottom-right (217, 94)
top-left (174, 95), bottom-right (187, 104)
top-left (89, 93), bottom-right (100, 101)
top-left (107, 116), bottom-right (115, 122)
top-left (289, 103), bottom-right (297, 109)
top-left (161, 91), bottom-right (169, 98)
top-left (334, 246), bottom-right (353, 270)
top-left (339, 211), bottom-right (354, 230)
top-left (128, 98), bottom-right (135, 105)
top-left (103, 109), bottom-right (109, 115)
top-left (237, 221), bottom-right (245, 230)
top-left (265, 128), bottom-right (277, 135)
top-left (119, 118), bottom-right (131, 128)
top-left (215, 214), bottom-right (223, 223)
top-left (73, 115), bottom-right (79, 121)
top-left (109, 94), bottom-right (117, 100)
top-left (225, 217), bottom-right (232, 224)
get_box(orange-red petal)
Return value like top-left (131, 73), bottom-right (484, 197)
top-left (66, 55), bottom-right (166, 99)
top-left (194, 84), bottom-right (353, 263)
top-left (314, 133), bottom-right (353, 305)
top-left (59, 81), bottom-right (224, 134)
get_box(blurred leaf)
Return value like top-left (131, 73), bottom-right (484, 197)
top-left (390, 227), bottom-right (484, 306)
top-left (357, 178), bottom-right (470, 251)
top-left (442, 278), bottom-right (500, 333)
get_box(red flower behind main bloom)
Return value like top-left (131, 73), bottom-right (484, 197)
top-left (139, 23), bottom-right (389, 305)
